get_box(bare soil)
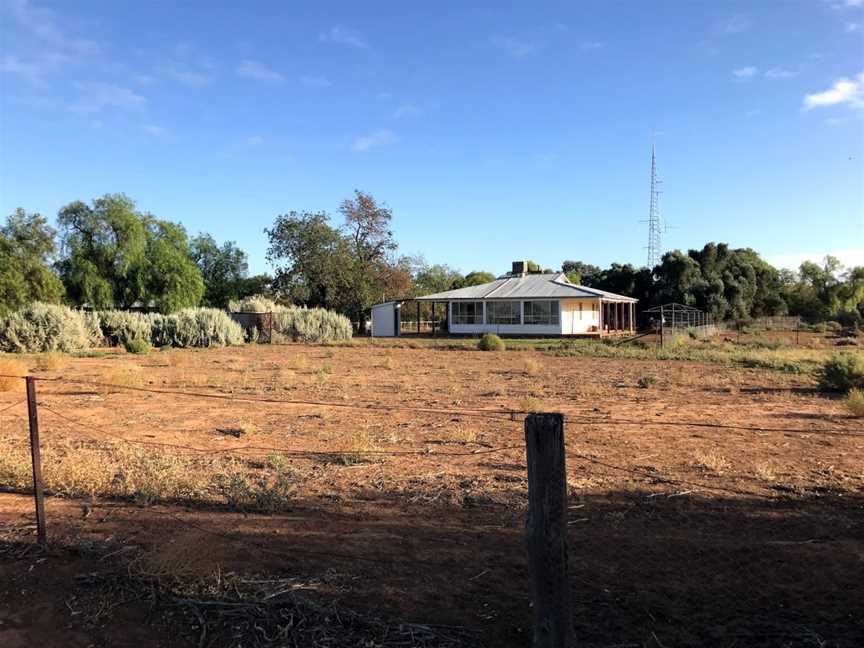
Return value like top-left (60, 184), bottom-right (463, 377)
top-left (1, 340), bottom-right (862, 647)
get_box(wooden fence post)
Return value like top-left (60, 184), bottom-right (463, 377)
top-left (525, 413), bottom-right (574, 648)
top-left (25, 376), bottom-right (47, 545)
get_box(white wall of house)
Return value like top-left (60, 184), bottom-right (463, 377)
top-left (560, 298), bottom-right (601, 334)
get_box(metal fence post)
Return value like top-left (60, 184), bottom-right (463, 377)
top-left (525, 413), bottom-right (574, 648)
top-left (25, 376), bottom-right (47, 545)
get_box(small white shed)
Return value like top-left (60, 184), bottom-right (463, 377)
top-left (371, 301), bottom-right (401, 337)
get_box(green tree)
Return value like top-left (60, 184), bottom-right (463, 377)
top-left (456, 271), bottom-right (496, 287)
top-left (57, 194), bottom-right (203, 312)
top-left (191, 234), bottom-right (253, 308)
top-left (561, 260), bottom-right (601, 285)
top-left (413, 262), bottom-right (463, 295)
top-left (0, 209), bottom-right (65, 315)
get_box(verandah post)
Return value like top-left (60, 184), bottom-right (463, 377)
top-left (525, 413), bottom-right (574, 648)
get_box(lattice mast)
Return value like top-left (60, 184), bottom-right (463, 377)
top-left (646, 143), bottom-right (662, 268)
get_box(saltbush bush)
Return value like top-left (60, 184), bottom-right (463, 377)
top-left (151, 308), bottom-right (244, 348)
top-left (228, 295), bottom-right (281, 313)
top-left (124, 337), bottom-right (151, 354)
top-left (274, 307), bottom-right (353, 343)
top-left (0, 303), bottom-right (94, 353)
top-left (817, 353), bottom-right (864, 393)
top-left (98, 310), bottom-right (152, 347)
top-left (478, 333), bottom-right (505, 351)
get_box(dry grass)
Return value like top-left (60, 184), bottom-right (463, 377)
top-left (337, 430), bottom-right (380, 465)
top-left (523, 356), bottom-right (544, 376)
top-left (518, 396), bottom-right (545, 413)
top-left (694, 449), bottom-right (731, 474)
top-left (97, 365), bottom-right (145, 393)
top-left (753, 462), bottom-right (777, 482)
top-left (845, 388), bottom-right (864, 417)
top-left (0, 358), bottom-right (27, 392)
top-left (33, 352), bottom-right (69, 372)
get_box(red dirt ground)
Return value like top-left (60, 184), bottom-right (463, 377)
top-left (1, 341), bottom-right (862, 647)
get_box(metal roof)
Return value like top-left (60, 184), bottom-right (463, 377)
top-left (414, 273), bottom-right (638, 303)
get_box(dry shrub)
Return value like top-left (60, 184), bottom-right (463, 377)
top-left (0, 357), bottom-right (27, 391)
top-left (98, 365), bottom-right (145, 392)
top-left (0, 303), bottom-right (94, 353)
top-left (753, 462), bottom-right (777, 482)
top-left (846, 388), bottom-right (864, 417)
top-left (33, 352), bottom-right (69, 372)
top-left (694, 449), bottom-right (731, 474)
top-left (523, 356), bottom-right (544, 376)
top-left (519, 396), bottom-right (545, 413)
top-left (337, 430), bottom-right (380, 465)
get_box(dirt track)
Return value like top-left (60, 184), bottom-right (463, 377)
top-left (1, 341), bottom-right (862, 647)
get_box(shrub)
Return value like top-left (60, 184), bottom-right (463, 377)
top-left (151, 308), bottom-right (244, 348)
top-left (124, 337), bottom-right (151, 354)
top-left (228, 294), bottom-right (281, 313)
top-left (0, 303), bottom-right (94, 353)
top-left (478, 333), bottom-right (505, 351)
top-left (825, 321), bottom-right (842, 333)
top-left (637, 375), bottom-right (657, 389)
top-left (0, 357), bottom-right (27, 391)
top-left (273, 307), bottom-right (353, 343)
top-left (817, 353), bottom-right (864, 392)
top-left (846, 389), bottom-right (864, 417)
top-left (98, 310), bottom-right (152, 347)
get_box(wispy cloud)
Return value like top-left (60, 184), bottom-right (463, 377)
top-left (352, 129), bottom-right (396, 152)
top-left (168, 69), bottom-right (210, 86)
top-left (319, 26), bottom-right (368, 49)
top-left (68, 82), bottom-right (146, 113)
top-left (765, 66), bottom-right (798, 79)
top-left (733, 66), bottom-right (758, 79)
top-left (393, 103), bottom-right (421, 119)
top-left (142, 124), bottom-right (166, 136)
top-left (803, 72), bottom-right (864, 109)
top-left (828, 0), bottom-right (864, 8)
top-left (300, 74), bottom-right (332, 87)
top-left (491, 36), bottom-right (539, 59)
top-left (1, 0), bottom-right (99, 82)
top-left (236, 60), bottom-right (285, 82)
top-left (579, 41), bottom-right (604, 50)
top-left (714, 14), bottom-right (752, 35)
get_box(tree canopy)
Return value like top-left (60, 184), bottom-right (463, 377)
top-left (0, 209), bottom-right (65, 316)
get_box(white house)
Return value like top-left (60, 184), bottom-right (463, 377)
top-left (371, 262), bottom-right (638, 337)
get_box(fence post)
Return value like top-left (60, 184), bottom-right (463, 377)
top-left (525, 413), bottom-right (574, 648)
top-left (25, 376), bottom-right (47, 545)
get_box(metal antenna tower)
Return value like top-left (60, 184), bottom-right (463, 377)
top-left (646, 143), bottom-right (663, 268)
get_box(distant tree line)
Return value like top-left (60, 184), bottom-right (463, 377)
top-left (3, 192), bottom-right (862, 326)
top-left (1, 194), bottom-right (270, 316)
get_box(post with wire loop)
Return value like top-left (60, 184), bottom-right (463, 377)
top-left (525, 413), bottom-right (574, 648)
top-left (25, 376), bottom-right (47, 545)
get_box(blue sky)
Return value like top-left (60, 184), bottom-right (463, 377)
top-left (1, 0), bottom-right (863, 277)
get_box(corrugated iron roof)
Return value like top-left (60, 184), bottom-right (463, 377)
top-left (414, 273), bottom-right (638, 302)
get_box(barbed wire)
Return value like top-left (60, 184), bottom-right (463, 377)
top-left (0, 399), bottom-right (26, 416)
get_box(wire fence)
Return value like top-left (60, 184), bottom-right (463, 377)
top-left (0, 371), bottom-right (862, 647)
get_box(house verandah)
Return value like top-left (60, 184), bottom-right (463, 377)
top-left (371, 266), bottom-right (637, 338)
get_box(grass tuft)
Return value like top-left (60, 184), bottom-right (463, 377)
top-left (0, 358), bottom-right (27, 392)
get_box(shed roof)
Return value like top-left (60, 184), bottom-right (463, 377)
top-left (414, 273), bottom-right (638, 303)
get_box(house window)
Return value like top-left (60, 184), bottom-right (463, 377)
top-left (524, 300), bottom-right (560, 325)
top-left (487, 301), bottom-right (521, 325)
top-left (451, 301), bottom-right (484, 325)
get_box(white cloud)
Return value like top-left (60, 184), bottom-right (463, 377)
top-left (300, 74), bottom-right (332, 87)
top-left (491, 36), bottom-right (538, 59)
top-left (733, 66), bottom-right (758, 79)
top-left (803, 72), bottom-right (864, 109)
top-left (715, 14), bottom-right (752, 35)
top-left (319, 26), bottom-right (368, 49)
top-left (1, 0), bottom-right (99, 82)
top-left (236, 60), bottom-right (285, 82)
top-left (142, 124), bottom-right (166, 136)
top-left (848, 22), bottom-right (861, 31)
top-left (580, 41), bottom-right (604, 50)
top-left (829, 0), bottom-right (864, 8)
top-left (168, 69), bottom-right (210, 86)
top-left (393, 103), bottom-right (421, 119)
top-left (768, 249), bottom-right (864, 271)
top-left (6, 0), bottom-right (100, 55)
top-left (765, 67), bottom-right (797, 79)
top-left (68, 82), bottom-right (146, 113)
top-left (352, 129), bottom-right (396, 152)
